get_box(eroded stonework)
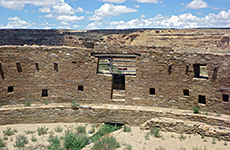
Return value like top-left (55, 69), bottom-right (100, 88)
top-left (0, 29), bottom-right (229, 115)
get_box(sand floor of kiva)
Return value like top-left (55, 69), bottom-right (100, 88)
top-left (0, 123), bottom-right (229, 150)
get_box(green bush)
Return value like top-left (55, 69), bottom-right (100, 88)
top-left (25, 130), bottom-right (35, 134)
top-left (14, 134), bottom-right (28, 148)
top-left (24, 102), bottom-right (31, 107)
top-left (123, 125), bottom-right (131, 132)
top-left (155, 146), bottom-right (166, 150)
top-left (37, 127), bottom-right (49, 136)
top-left (55, 126), bottom-right (63, 133)
top-left (31, 135), bottom-right (37, 142)
top-left (91, 136), bottom-right (120, 150)
top-left (71, 101), bottom-right (80, 109)
top-left (125, 144), bottom-right (132, 150)
top-left (48, 136), bottom-right (63, 150)
top-left (64, 131), bottom-right (89, 150)
top-left (150, 127), bottom-right (161, 138)
top-left (90, 124), bottom-right (121, 142)
top-left (76, 125), bottom-right (86, 134)
top-left (145, 132), bottom-right (150, 140)
top-left (193, 107), bottom-right (199, 114)
top-left (178, 134), bottom-right (186, 141)
top-left (3, 127), bottom-right (17, 136)
top-left (0, 138), bottom-right (6, 148)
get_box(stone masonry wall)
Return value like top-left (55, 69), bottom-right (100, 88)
top-left (0, 44), bottom-right (229, 114)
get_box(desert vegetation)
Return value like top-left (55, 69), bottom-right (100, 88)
top-left (0, 123), bottom-right (229, 150)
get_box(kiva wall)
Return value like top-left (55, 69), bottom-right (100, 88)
top-left (0, 44), bottom-right (229, 114)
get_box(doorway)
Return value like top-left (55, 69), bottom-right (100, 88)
top-left (112, 74), bottom-right (125, 100)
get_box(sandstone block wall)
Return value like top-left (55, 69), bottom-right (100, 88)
top-left (0, 43), bottom-right (229, 114)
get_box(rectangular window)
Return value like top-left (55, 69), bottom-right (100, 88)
top-left (222, 94), bottom-right (229, 102)
top-left (42, 89), bottom-right (48, 97)
top-left (183, 89), bottom-right (189, 96)
top-left (54, 63), bottom-right (58, 71)
top-left (193, 64), bottom-right (208, 79)
top-left (78, 86), bottom-right (83, 91)
top-left (0, 62), bottom-right (4, 80)
top-left (185, 64), bottom-right (189, 75)
top-left (16, 61), bottom-right (22, 73)
top-left (198, 95), bottom-right (206, 104)
top-left (35, 62), bottom-right (39, 71)
top-left (149, 88), bottom-right (155, 95)
top-left (8, 86), bottom-right (14, 93)
top-left (168, 64), bottom-right (173, 75)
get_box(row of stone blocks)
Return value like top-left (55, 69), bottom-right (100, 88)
top-left (140, 117), bottom-right (230, 141)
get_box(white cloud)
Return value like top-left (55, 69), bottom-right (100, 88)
top-left (73, 24), bottom-right (80, 28)
top-left (61, 21), bottom-right (70, 26)
top-left (101, 0), bottom-right (126, 3)
top-left (0, 0), bottom-right (63, 10)
top-left (186, 0), bottom-right (208, 9)
top-left (53, 3), bottom-right (75, 15)
top-left (75, 7), bottom-right (84, 13)
top-left (56, 15), bottom-right (84, 22)
top-left (44, 14), bottom-right (55, 18)
top-left (0, 17), bottom-right (33, 29)
top-left (87, 21), bottom-right (103, 29)
top-left (87, 9), bottom-right (230, 29)
top-left (89, 3), bottom-right (137, 21)
top-left (135, 0), bottom-right (158, 3)
top-left (39, 7), bottom-right (51, 13)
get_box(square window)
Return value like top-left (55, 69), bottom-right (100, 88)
top-left (193, 64), bottom-right (208, 79)
top-left (78, 86), bottom-right (83, 91)
top-left (198, 95), bottom-right (206, 104)
top-left (8, 86), bottom-right (14, 93)
top-left (42, 89), bottom-right (48, 97)
top-left (149, 88), bottom-right (155, 95)
top-left (183, 89), bottom-right (189, 96)
top-left (222, 94), bottom-right (229, 102)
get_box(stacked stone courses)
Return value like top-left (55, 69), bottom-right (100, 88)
top-left (0, 29), bottom-right (229, 114)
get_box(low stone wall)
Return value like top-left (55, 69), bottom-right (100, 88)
top-left (141, 117), bottom-right (230, 141)
top-left (0, 103), bottom-right (229, 140)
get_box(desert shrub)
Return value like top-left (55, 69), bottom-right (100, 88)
top-left (150, 127), bottom-right (161, 138)
top-left (201, 134), bottom-right (205, 139)
top-left (31, 135), bottom-right (37, 142)
top-left (212, 138), bottom-right (216, 144)
top-left (3, 127), bottom-right (17, 136)
top-left (90, 124), bottom-right (121, 142)
top-left (55, 126), bottom-right (63, 133)
top-left (3, 136), bottom-right (8, 141)
top-left (91, 136), bottom-right (120, 150)
top-left (224, 141), bottom-right (227, 146)
top-left (24, 102), bottom-right (31, 107)
top-left (178, 134), bottom-right (186, 141)
top-left (125, 143), bottom-right (132, 150)
top-left (145, 132), bottom-right (150, 140)
top-left (71, 101), bottom-right (80, 109)
top-left (25, 130), bottom-right (35, 134)
top-left (193, 107), bottom-right (199, 114)
top-left (44, 101), bottom-right (49, 105)
top-left (155, 146), bottom-right (166, 150)
top-left (64, 131), bottom-right (89, 150)
top-left (76, 125), bottom-right (86, 134)
top-left (37, 127), bottom-right (49, 136)
top-left (48, 136), bottom-right (63, 150)
top-left (0, 138), bottom-right (6, 148)
top-left (14, 134), bottom-right (28, 148)
top-left (123, 125), bottom-right (131, 132)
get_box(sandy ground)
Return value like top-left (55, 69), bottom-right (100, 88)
top-left (0, 123), bottom-right (229, 150)
top-left (114, 127), bottom-right (230, 150)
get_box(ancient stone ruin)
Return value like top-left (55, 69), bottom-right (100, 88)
top-left (0, 29), bottom-right (229, 140)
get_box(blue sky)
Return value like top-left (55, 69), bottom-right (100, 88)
top-left (0, 0), bottom-right (230, 29)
